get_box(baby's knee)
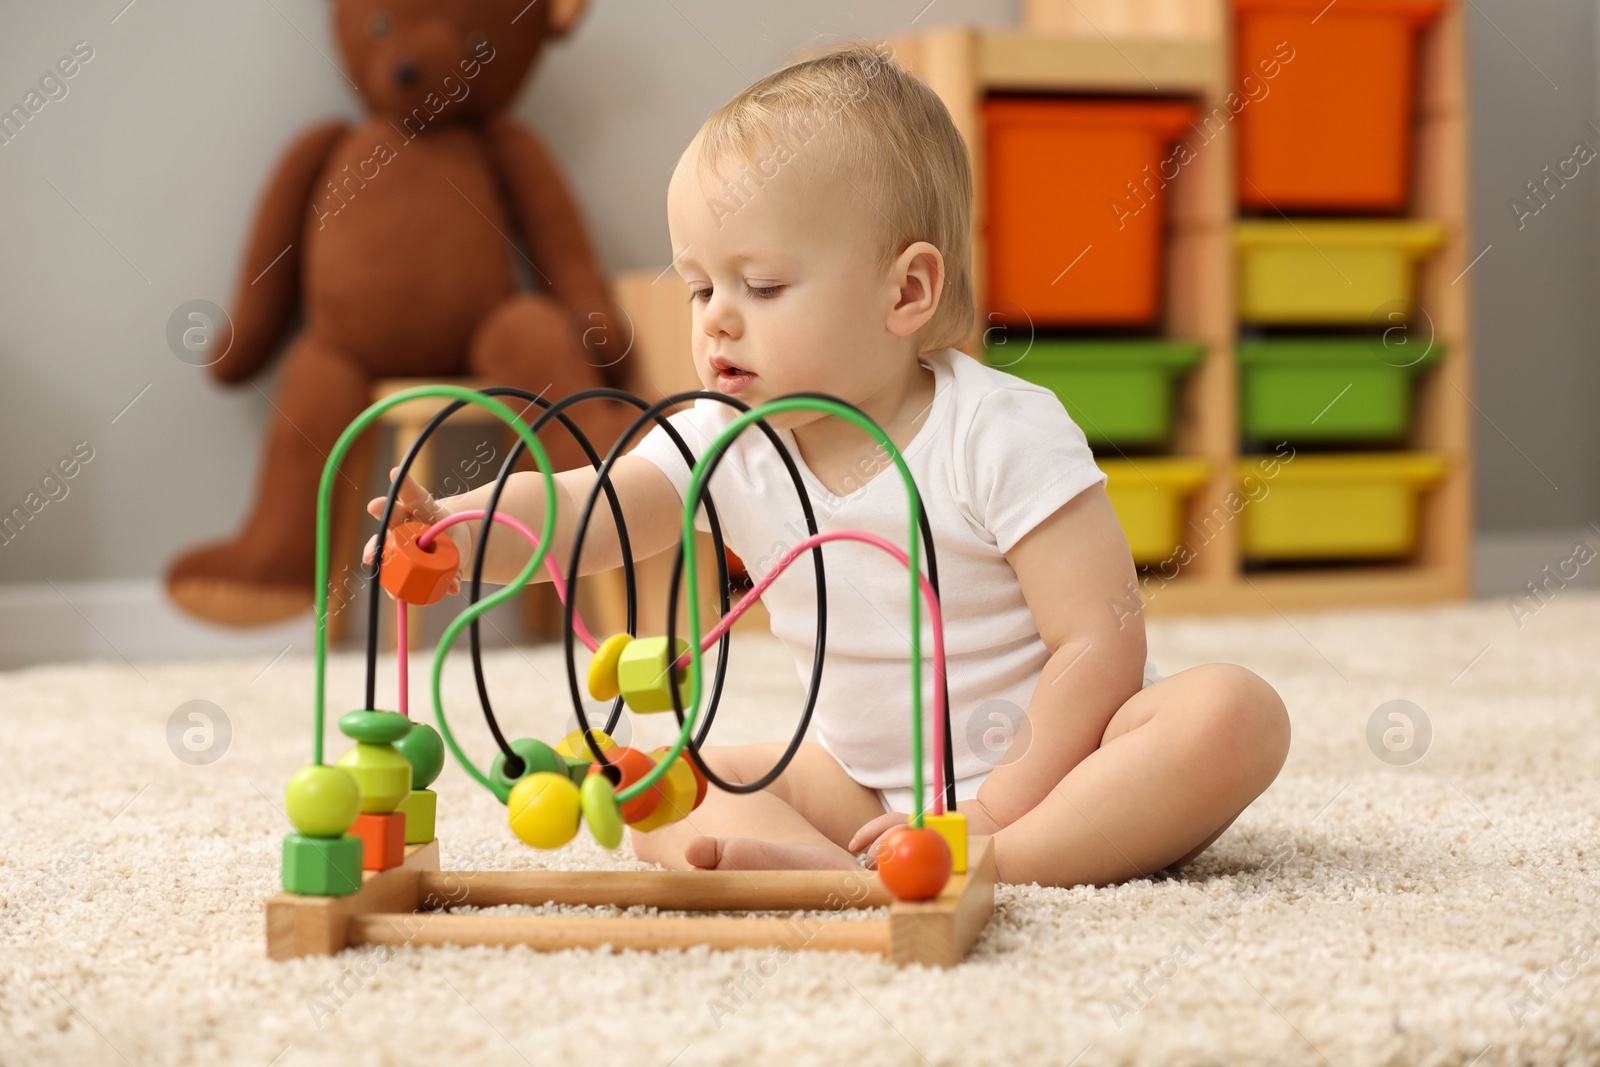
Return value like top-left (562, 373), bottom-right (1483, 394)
top-left (1187, 663), bottom-right (1290, 776)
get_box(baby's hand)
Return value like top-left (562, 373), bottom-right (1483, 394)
top-left (363, 467), bottom-right (467, 597)
top-left (847, 812), bottom-right (910, 868)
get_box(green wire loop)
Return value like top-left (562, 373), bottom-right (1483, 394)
top-left (312, 386), bottom-right (556, 775)
top-left (615, 397), bottom-right (929, 828)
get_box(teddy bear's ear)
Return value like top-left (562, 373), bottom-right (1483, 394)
top-left (548, 0), bottom-right (590, 37)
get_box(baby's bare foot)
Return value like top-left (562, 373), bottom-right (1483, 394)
top-left (684, 835), bottom-right (860, 872)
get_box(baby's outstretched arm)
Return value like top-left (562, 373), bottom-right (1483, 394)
top-left (362, 456), bottom-right (688, 588)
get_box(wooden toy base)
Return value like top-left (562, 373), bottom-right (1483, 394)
top-left (267, 836), bottom-right (996, 967)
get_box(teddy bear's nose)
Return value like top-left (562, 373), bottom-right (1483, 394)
top-left (394, 61), bottom-right (420, 87)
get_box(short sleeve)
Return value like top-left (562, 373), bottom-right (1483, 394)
top-left (625, 400), bottom-right (731, 534)
top-left (964, 385), bottom-right (1107, 554)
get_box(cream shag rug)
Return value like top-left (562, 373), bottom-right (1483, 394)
top-left (4, 593), bottom-right (1598, 1067)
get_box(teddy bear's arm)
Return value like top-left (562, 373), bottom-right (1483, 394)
top-left (211, 120), bottom-right (349, 385)
top-left (483, 118), bottom-right (615, 319)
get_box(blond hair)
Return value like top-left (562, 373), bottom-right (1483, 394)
top-left (696, 43), bottom-right (975, 353)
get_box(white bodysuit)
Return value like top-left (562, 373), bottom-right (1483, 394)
top-left (628, 347), bottom-right (1159, 812)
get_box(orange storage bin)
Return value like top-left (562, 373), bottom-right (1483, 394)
top-left (983, 98), bottom-right (1197, 326)
top-left (1232, 0), bottom-right (1445, 212)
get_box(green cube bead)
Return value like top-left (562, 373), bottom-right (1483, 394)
top-left (336, 742), bottom-right (413, 813)
top-left (281, 833), bottom-right (363, 896)
top-left (395, 789), bottom-right (436, 844)
top-left (618, 636), bottom-right (692, 714)
top-left (562, 756), bottom-right (592, 788)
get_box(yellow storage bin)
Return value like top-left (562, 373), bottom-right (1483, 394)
top-left (1239, 452), bottom-right (1446, 560)
top-left (1234, 221), bottom-right (1444, 323)
top-left (1102, 458), bottom-right (1211, 564)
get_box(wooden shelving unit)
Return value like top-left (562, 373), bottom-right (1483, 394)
top-left (884, 4), bottom-right (1472, 615)
top-left (613, 5), bottom-right (1472, 617)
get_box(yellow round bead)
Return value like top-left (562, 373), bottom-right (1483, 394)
top-left (586, 633), bottom-right (634, 702)
top-left (553, 727), bottom-right (616, 762)
top-left (627, 749), bottom-right (698, 833)
top-left (580, 773), bottom-right (624, 850)
top-left (506, 772), bottom-right (581, 850)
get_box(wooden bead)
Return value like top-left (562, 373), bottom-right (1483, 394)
top-left (618, 636), bottom-right (693, 714)
top-left (580, 774), bottom-right (624, 850)
top-left (350, 812), bottom-right (407, 871)
top-left (379, 521), bottom-right (459, 606)
top-left (336, 742), bottom-right (413, 813)
top-left (395, 788), bottom-right (436, 844)
top-left (876, 826), bottom-right (953, 901)
top-left (393, 721), bottom-right (445, 790)
top-left (337, 708), bottom-right (412, 744)
top-left (586, 633), bottom-right (633, 701)
top-left (586, 747), bottom-right (662, 823)
top-left (561, 756), bottom-right (593, 787)
top-left (553, 728), bottom-right (615, 762)
top-left (628, 749), bottom-right (699, 833)
top-left (507, 772), bottom-right (581, 849)
top-left (489, 738), bottom-right (563, 793)
top-left (281, 833), bottom-right (363, 896)
top-left (923, 812), bottom-right (969, 874)
top-left (284, 764), bottom-right (361, 837)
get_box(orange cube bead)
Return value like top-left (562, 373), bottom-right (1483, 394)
top-left (379, 521), bottom-right (459, 606)
top-left (350, 812), bottom-right (407, 871)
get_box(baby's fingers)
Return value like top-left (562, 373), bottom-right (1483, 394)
top-left (848, 812), bottom-right (908, 855)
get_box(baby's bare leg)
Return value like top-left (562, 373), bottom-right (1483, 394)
top-left (630, 741), bottom-right (886, 871)
top-left (992, 663), bottom-right (1289, 888)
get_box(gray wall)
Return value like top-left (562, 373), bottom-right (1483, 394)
top-left (1465, 0), bottom-right (1600, 534)
top-left (0, 0), bottom-right (1593, 588)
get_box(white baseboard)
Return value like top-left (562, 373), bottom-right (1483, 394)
top-left (0, 578), bottom-right (523, 671)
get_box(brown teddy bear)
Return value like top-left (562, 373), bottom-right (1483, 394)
top-left (167, 0), bottom-right (634, 626)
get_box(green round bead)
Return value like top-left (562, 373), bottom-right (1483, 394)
top-left (284, 764), bottom-right (361, 837)
top-left (489, 738), bottom-right (563, 793)
top-left (393, 721), bottom-right (446, 790)
top-left (336, 742), bottom-right (413, 813)
top-left (338, 709), bottom-right (412, 744)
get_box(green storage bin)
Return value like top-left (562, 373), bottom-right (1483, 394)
top-left (986, 340), bottom-right (1203, 447)
top-left (1238, 338), bottom-right (1443, 442)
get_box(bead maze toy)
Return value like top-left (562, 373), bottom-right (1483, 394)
top-left (265, 385), bottom-right (995, 967)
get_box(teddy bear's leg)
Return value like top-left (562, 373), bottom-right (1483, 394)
top-left (469, 294), bottom-right (642, 641)
top-left (166, 336), bottom-right (375, 627)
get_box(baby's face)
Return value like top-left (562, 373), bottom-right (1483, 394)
top-left (666, 133), bottom-right (910, 430)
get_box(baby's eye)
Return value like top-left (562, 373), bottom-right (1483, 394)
top-left (688, 286), bottom-right (712, 303)
top-left (745, 284), bottom-right (784, 299)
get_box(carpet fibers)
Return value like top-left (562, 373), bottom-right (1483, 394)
top-left (3, 593), bottom-right (1598, 1066)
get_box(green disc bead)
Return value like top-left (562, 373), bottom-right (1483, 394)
top-left (581, 772), bottom-right (624, 850)
top-left (393, 721), bottom-right (445, 790)
top-left (284, 764), bottom-right (361, 837)
top-left (336, 742), bottom-right (413, 813)
top-left (489, 738), bottom-right (563, 793)
top-left (338, 709), bottom-right (413, 744)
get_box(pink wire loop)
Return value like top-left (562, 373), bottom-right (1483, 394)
top-left (669, 528), bottom-right (950, 815)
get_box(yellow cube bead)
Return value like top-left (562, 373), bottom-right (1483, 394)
top-left (395, 789), bottom-right (436, 844)
top-left (627, 750), bottom-right (698, 833)
top-left (617, 636), bottom-right (692, 714)
top-left (924, 812), bottom-right (969, 874)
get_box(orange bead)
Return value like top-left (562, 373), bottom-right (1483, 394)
top-left (876, 826), bottom-right (952, 901)
top-left (379, 521), bottom-right (459, 606)
top-left (350, 812), bottom-right (407, 871)
top-left (586, 747), bottom-right (663, 824)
